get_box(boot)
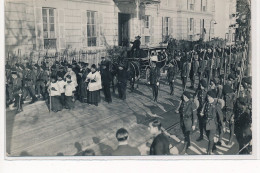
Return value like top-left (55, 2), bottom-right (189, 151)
top-left (212, 143), bottom-right (217, 153)
top-left (196, 136), bottom-right (204, 142)
top-left (180, 142), bottom-right (188, 155)
top-left (29, 97), bottom-right (38, 104)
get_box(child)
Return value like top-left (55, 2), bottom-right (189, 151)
top-left (48, 76), bottom-right (62, 112)
top-left (64, 75), bottom-right (76, 109)
top-left (56, 72), bottom-right (66, 108)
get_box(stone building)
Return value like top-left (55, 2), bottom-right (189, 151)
top-left (5, 0), bottom-right (235, 62)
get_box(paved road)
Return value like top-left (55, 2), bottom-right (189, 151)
top-left (6, 73), bottom-right (239, 156)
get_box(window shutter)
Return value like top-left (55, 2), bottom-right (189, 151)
top-left (170, 17), bottom-right (173, 36)
top-left (82, 11), bottom-right (87, 48)
top-left (187, 18), bottom-right (190, 35)
top-left (35, 7), bottom-right (43, 50)
top-left (95, 12), bottom-right (99, 46)
top-left (98, 12), bottom-right (104, 46)
top-left (58, 9), bottom-right (65, 49)
top-left (141, 16), bottom-right (145, 45)
top-left (150, 16), bottom-right (154, 44)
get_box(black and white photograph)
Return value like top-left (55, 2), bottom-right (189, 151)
top-left (3, 0), bottom-right (254, 158)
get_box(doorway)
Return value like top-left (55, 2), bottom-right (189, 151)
top-left (118, 13), bottom-right (131, 46)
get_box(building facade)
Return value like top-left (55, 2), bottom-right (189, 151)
top-left (5, 0), bottom-right (235, 62)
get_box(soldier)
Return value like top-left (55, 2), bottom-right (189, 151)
top-left (189, 51), bottom-right (199, 89)
top-left (101, 62), bottom-right (112, 103)
top-left (148, 61), bottom-right (160, 102)
top-left (205, 48), bottom-right (213, 79)
top-left (198, 49), bottom-right (207, 83)
top-left (167, 61), bottom-right (176, 95)
top-left (195, 79), bottom-right (208, 142)
top-left (181, 56), bottom-right (190, 90)
top-left (10, 71), bottom-right (23, 112)
top-left (117, 63), bottom-right (128, 100)
top-left (200, 90), bottom-right (224, 154)
top-left (222, 84), bottom-right (236, 145)
top-left (234, 97), bottom-right (252, 154)
top-left (35, 65), bottom-right (48, 99)
top-left (23, 64), bottom-right (38, 104)
top-left (179, 91), bottom-right (197, 154)
top-left (227, 73), bottom-right (236, 90)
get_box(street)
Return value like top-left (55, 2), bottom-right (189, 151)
top-left (6, 74), bottom-right (239, 156)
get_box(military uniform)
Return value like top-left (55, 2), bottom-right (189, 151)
top-left (189, 54), bottom-right (199, 88)
top-left (23, 66), bottom-right (38, 104)
top-left (149, 66), bottom-right (160, 102)
top-left (179, 95), bottom-right (197, 153)
top-left (195, 80), bottom-right (208, 141)
top-left (202, 97), bottom-right (224, 154)
top-left (36, 66), bottom-right (48, 99)
top-left (167, 64), bottom-right (176, 95)
top-left (223, 85), bottom-right (236, 144)
top-left (117, 65), bottom-right (128, 100)
top-left (198, 50), bottom-right (207, 82)
top-left (181, 59), bottom-right (190, 90)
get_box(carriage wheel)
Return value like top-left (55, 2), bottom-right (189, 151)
top-left (145, 68), bottom-right (150, 83)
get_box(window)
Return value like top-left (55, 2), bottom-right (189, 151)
top-left (42, 8), bottom-right (56, 49)
top-left (145, 15), bottom-right (150, 28)
top-left (87, 11), bottom-right (97, 47)
top-left (145, 36), bottom-right (150, 44)
top-left (190, 18), bottom-right (194, 31)
top-left (188, 0), bottom-right (195, 11)
top-left (164, 17), bottom-right (170, 36)
top-left (201, 0), bottom-right (207, 12)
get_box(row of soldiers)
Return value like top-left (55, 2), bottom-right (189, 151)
top-left (5, 57), bottom-right (121, 112)
top-left (164, 44), bottom-right (252, 154)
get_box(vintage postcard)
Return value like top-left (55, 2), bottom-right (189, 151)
top-left (3, 0), bottom-right (254, 159)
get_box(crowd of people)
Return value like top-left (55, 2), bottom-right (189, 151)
top-left (5, 41), bottom-right (252, 155)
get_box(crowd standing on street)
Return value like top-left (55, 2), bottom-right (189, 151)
top-left (6, 40), bottom-right (252, 155)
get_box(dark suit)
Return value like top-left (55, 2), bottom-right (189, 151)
top-left (150, 133), bottom-right (170, 155)
top-left (179, 100), bottom-right (197, 145)
top-left (117, 68), bottom-right (128, 100)
top-left (101, 69), bottom-right (112, 102)
top-left (149, 67), bottom-right (160, 102)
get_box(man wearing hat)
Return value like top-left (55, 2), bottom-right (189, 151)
top-left (167, 61), bottom-right (176, 95)
top-left (201, 90), bottom-right (224, 154)
top-left (9, 71), bottom-right (23, 112)
top-left (23, 64), bottom-right (38, 104)
top-left (101, 61), bottom-right (112, 103)
top-left (195, 79), bottom-right (208, 141)
top-left (117, 63), bottom-right (128, 100)
top-left (36, 65), bottom-right (48, 99)
top-left (181, 56), bottom-right (190, 90)
top-left (130, 36), bottom-right (141, 57)
top-left (234, 96), bottom-right (252, 154)
top-left (148, 61), bottom-right (160, 102)
top-left (189, 52), bottom-right (199, 89)
top-left (179, 91), bottom-right (197, 154)
top-left (223, 84), bottom-right (236, 145)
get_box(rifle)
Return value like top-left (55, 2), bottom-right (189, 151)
top-left (207, 46), bottom-right (215, 90)
top-left (236, 49), bottom-right (246, 98)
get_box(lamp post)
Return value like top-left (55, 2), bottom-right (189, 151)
top-left (209, 19), bottom-right (217, 41)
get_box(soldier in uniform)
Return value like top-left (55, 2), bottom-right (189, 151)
top-left (201, 90), bottom-right (224, 154)
top-left (23, 64), bottom-right (38, 104)
top-left (148, 61), bottom-right (160, 102)
top-left (234, 97), bottom-right (252, 154)
top-left (222, 84), bottom-right (236, 145)
top-left (198, 49), bottom-right (207, 84)
top-left (189, 52), bottom-right (199, 89)
top-left (179, 91), bottom-right (197, 154)
top-left (181, 56), bottom-right (190, 90)
top-left (35, 65), bottom-right (48, 100)
top-left (10, 71), bottom-right (23, 112)
top-left (117, 63), bottom-right (128, 100)
top-left (195, 79), bottom-right (208, 141)
top-left (101, 62), bottom-right (112, 103)
top-left (167, 61), bottom-right (176, 95)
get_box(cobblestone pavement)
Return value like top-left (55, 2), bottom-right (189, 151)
top-left (6, 73), bottom-right (239, 156)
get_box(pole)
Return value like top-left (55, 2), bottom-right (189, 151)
top-left (237, 50), bottom-right (245, 98)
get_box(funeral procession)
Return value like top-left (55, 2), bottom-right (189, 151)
top-left (4, 0), bottom-right (252, 156)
